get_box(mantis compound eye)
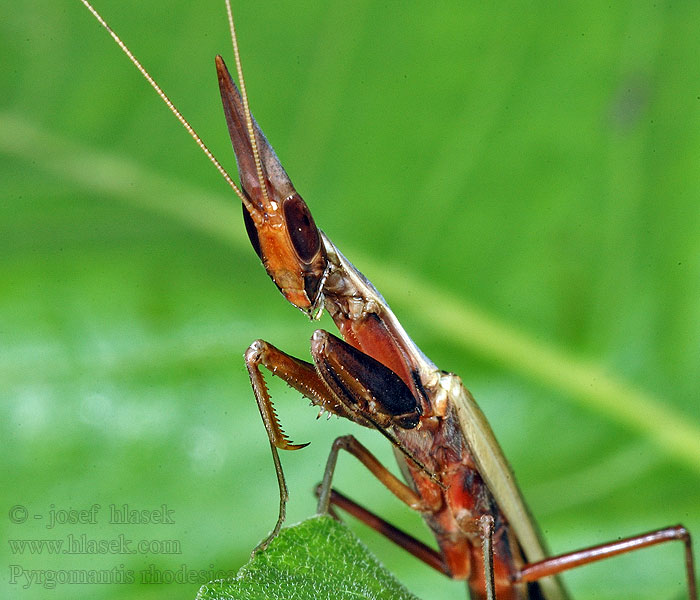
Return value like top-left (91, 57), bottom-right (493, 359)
top-left (283, 193), bottom-right (321, 264)
top-left (242, 202), bottom-right (262, 259)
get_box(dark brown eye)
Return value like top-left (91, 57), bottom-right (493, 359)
top-left (242, 202), bottom-right (262, 259)
top-left (283, 193), bottom-right (320, 263)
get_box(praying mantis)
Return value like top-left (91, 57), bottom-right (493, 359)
top-left (61, 2), bottom-right (700, 598)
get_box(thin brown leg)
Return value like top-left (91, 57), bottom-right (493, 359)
top-left (317, 486), bottom-right (448, 575)
top-left (516, 525), bottom-right (697, 600)
top-left (244, 338), bottom-right (345, 553)
top-left (317, 435), bottom-right (431, 515)
top-left (252, 439), bottom-right (287, 554)
top-left (478, 515), bottom-right (496, 600)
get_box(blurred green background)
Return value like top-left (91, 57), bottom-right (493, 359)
top-left (2, 1), bottom-right (699, 599)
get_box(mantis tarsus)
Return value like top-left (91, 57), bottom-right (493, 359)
top-left (78, 2), bottom-right (698, 598)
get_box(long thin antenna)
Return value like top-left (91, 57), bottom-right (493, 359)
top-left (78, 0), bottom-right (247, 204)
top-left (223, 0), bottom-right (271, 207)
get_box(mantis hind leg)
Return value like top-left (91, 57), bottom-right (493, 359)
top-left (516, 525), bottom-right (697, 600)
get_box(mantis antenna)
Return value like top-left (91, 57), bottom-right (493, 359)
top-left (223, 0), bottom-right (271, 207)
top-left (78, 0), bottom-right (255, 212)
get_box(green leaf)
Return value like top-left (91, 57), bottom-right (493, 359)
top-left (197, 516), bottom-right (420, 600)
